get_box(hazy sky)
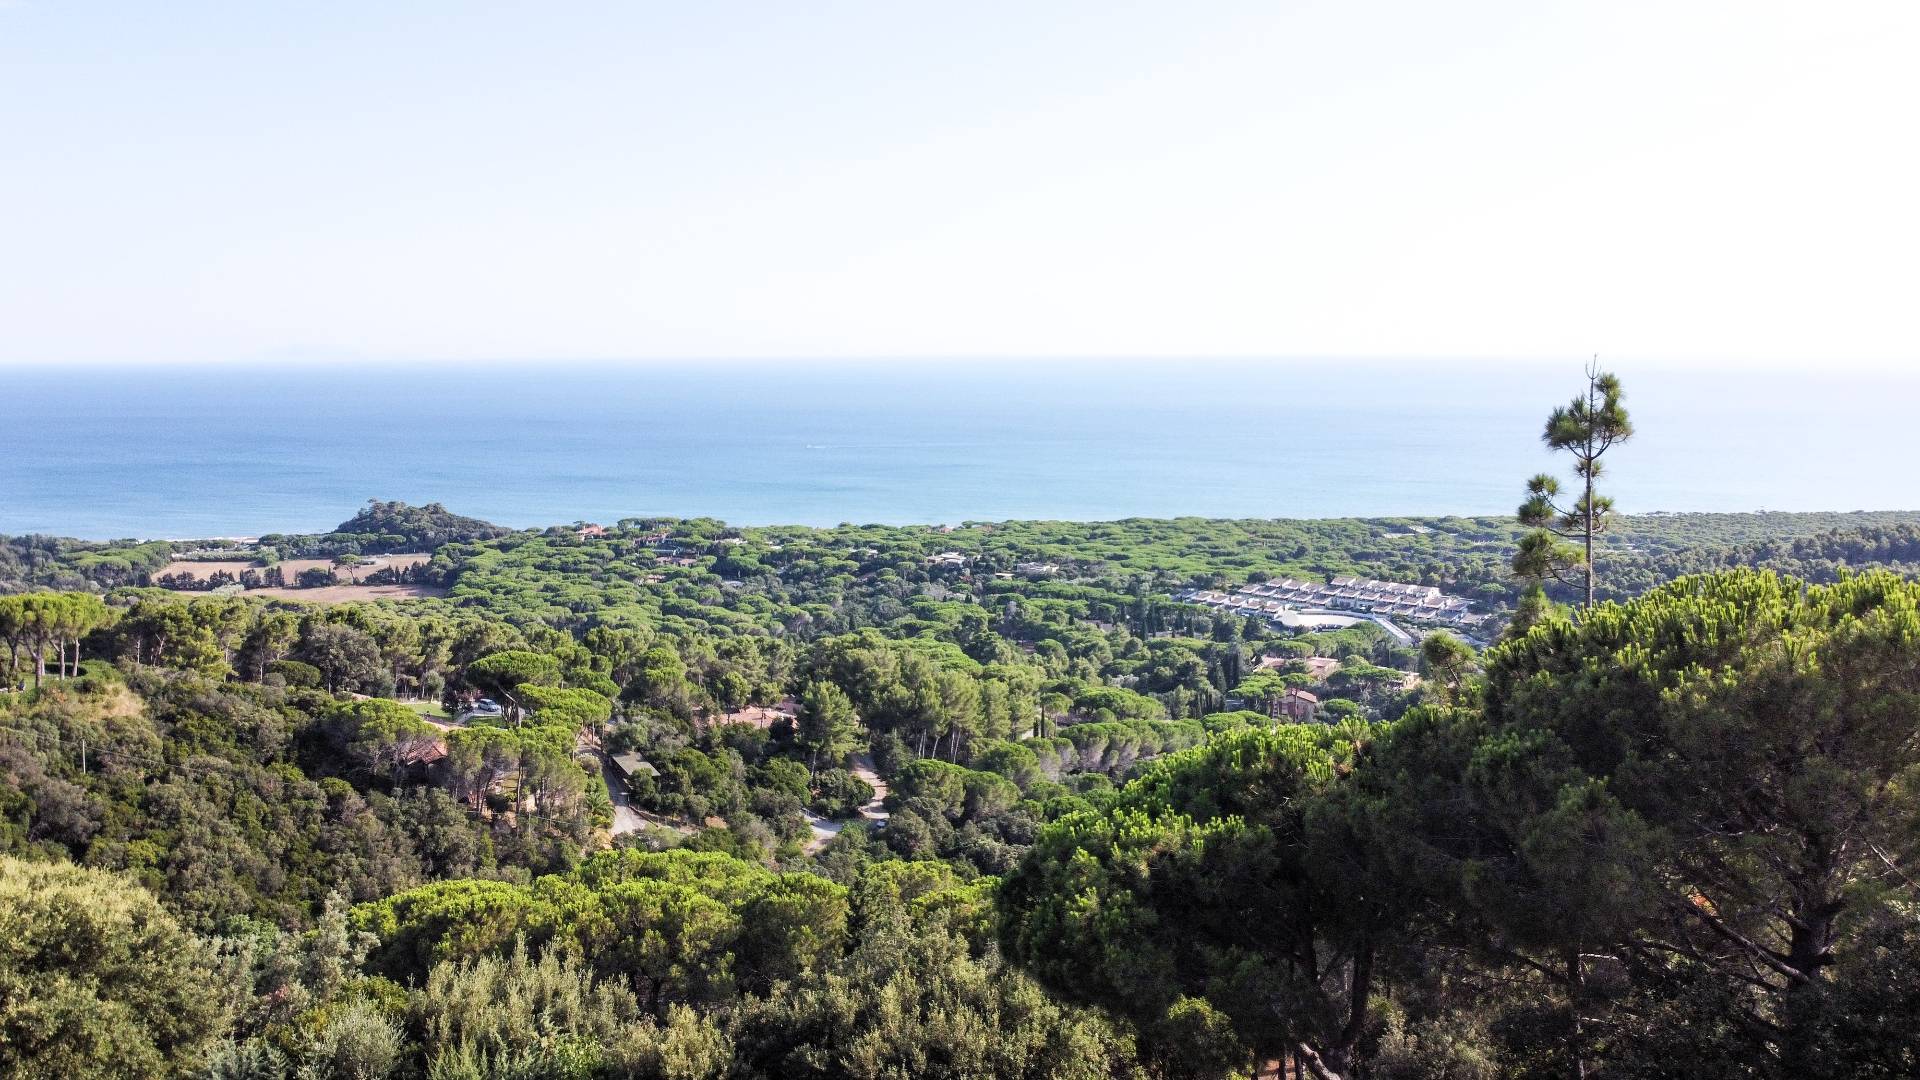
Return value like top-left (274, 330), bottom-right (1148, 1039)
top-left (2, 2), bottom-right (1916, 367)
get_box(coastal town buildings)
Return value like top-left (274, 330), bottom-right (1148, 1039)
top-left (1179, 574), bottom-right (1485, 630)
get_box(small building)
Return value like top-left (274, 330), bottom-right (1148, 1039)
top-left (1276, 688), bottom-right (1320, 722)
top-left (1299, 656), bottom-right (1342, 682)
top-left (391, 736), bottom-right (450, 785)
top-left (398, 738), bottom-right (448, 769)
top-left (611, 751), bottom-right (658, 781)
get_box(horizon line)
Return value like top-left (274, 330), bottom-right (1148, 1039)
top-left (4, 352), bottom-right (1916, 373)
top-left (18, 505), bottom-right (1920, 547)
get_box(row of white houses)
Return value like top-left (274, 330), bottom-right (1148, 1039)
top-left (1179, 574), bottom-right (1486, 629)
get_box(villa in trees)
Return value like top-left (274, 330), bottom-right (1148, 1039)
top-left (1277, 688), bottom-right (1320, 722)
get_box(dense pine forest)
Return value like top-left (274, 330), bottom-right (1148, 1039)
top-left (3, 494), bottom-right (1920, 1078)
top-left (6, 0), bottom-right (1911, 1069)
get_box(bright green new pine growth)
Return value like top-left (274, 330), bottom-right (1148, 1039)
top-left (1514, 359), bottom-right (1634, 611)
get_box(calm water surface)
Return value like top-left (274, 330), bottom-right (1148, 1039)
top-left (0, 360), bottom-right (1911, 539)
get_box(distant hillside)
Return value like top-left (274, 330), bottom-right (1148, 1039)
top-left (310, 499), bottom-right (512, 553)
top-left (0, 501), bottom-right (513, 593)
top-left (0, 535), bottom-right (175, 593)
top-left (1601, 521), bottom-right (1920, 592)
top-left (242, 500), bottom-right (513, 560)
top-left (6, 506), bottom-right (1920, 599)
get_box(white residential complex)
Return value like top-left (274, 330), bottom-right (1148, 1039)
top-left (1179, 574), bottom-right (1485, 629)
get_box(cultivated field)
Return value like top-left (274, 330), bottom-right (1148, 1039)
top-left (241, 583), bottom-right (447, 602)
top-left (157, 553), bottom-right (430, 581)
top-left (154, 553), bottom-right (439, 601)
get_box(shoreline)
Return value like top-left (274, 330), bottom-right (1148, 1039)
top-left (11, 506), bottom-right (1920, 547)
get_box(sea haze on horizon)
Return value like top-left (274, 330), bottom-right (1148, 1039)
top-left (0, 360), bottom-right (1909, 541)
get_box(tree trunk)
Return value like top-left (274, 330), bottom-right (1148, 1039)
top-left (1779, 895), bottom-right (1842, 1072)
top-left (1583, 468), bottom-right (1595, 609)
top-left (1292, 1043), bottom-right (1345, 1080)
top-left (516, 754), bottom-right (528, 832)
top-left (1582, 376), bottom-right (1595, 609)
top-left (1337, 944), bottom-right (1374, 1056)
top-left (1567, 946), bottom-right (1588, 1080)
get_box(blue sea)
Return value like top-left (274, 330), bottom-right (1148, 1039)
top-left (0, 360), bottom-right (1911, 540)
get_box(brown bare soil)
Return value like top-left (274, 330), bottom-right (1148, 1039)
top-left (157, 553), bottom-right (430, 581)
top-left (155, 552), bottom-right (439, 603)
top-left (239, 583), bottom-right (446, 602)
top-left (715, 701), bottom-right (800, 729)
top-left (156, 560), bottom-right (258, 578)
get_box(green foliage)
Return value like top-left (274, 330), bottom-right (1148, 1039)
top-left (355, 848), bottom-right (851, 1012)
top-left (294, 999), bottom-right (405, 1080)
top-left (319, 698), bottom-right (439, 776)
top-left (320, 500), bottom-right (511, 554)
top-left (296, 623), bottom-right (383, 694)
top-left (0, 856), bottom-right (235, 1079)
top-left (465, 651), bottom-right (561, 720)
top-left (806, 768), bottom-right (873, 818)
top-left (0, 537), bottom-right (175, 593)
top-left (1001, 725), bottom-right (1375, 1068)
top-left (1514, 365), bottom-right (1633, 605)
top-left (726, 908), bottom-right (1146, 1080)
top-left (268, 659), bottom-right (324, 688)
top-left (411, 940), bottom-right (642, 1077)
top-left (1469, 569), bottom-right (1920, 1067)
top-left (0, 591), bottom-right (114, 689)
top-left (795, 679), bottom-right (858, 769)
top-left (889, 758), bottom-right (1020, 822)
top-left (11, 488), bottom-right (1920, 1079)
top-left (1417, 630), bottom-right (1476, 703)
top-left (515, 684), bottom-right (613, 729)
